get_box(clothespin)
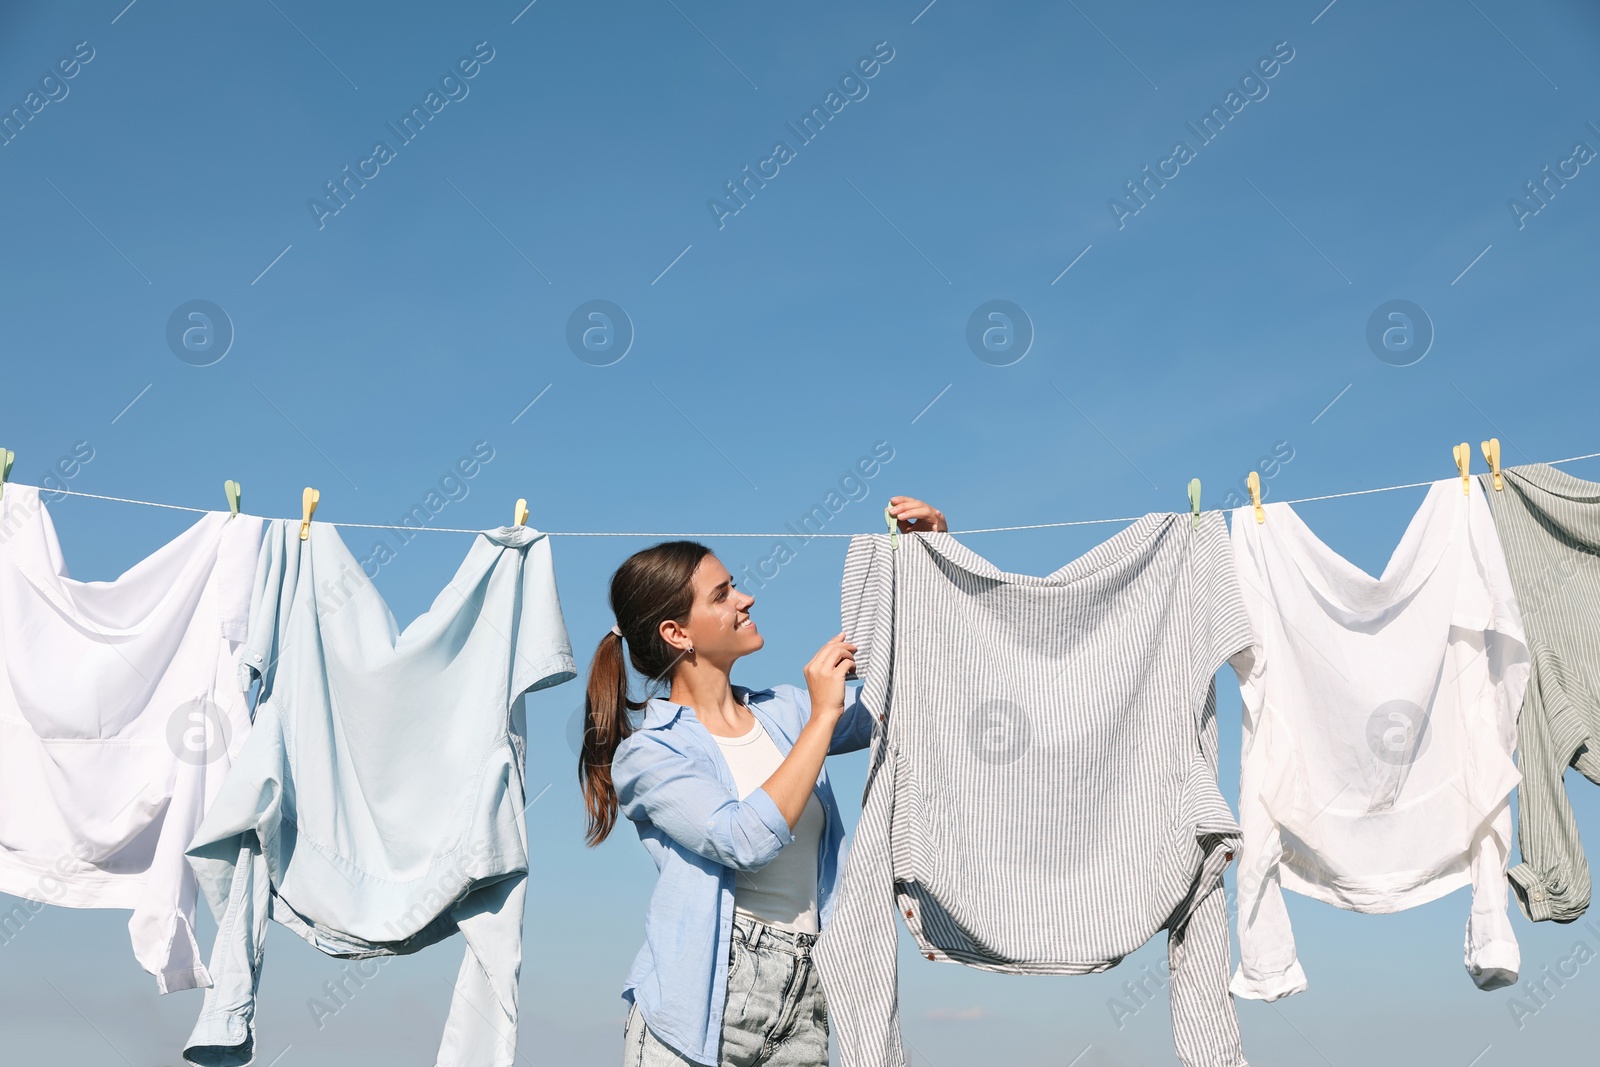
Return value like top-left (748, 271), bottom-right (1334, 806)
top-left (513, 497), bottom-right (529, 527)
top-left (1247, 471), bottom-right (1265, 524)
top-left (299, 486), bottom-right (320, 540)
top-left (883, 504), bottom-right (899, 549)
top-left (1187, 478), bottom-right (1202, 530)
top-left (224, 479), bottom-right (242, 517)
top-left (1452, 442), bottom-right (1471, 496)
top-left (0, 449), bottom-right (13, 501)
top-left (1481, 438), bottom-right (1503, 491)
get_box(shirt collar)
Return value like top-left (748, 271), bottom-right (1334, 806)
top-left (639, 683), bottom-right (761, 730)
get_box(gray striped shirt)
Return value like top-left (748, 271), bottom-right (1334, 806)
top-left (1480, 463), bottom-right (1600, 922)
top-left (814, 516), bottom-right (1251, 1067)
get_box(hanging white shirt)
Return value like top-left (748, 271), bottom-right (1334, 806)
top-left (1228, 478), bottom-right (1528, 1001)
top-left (0, 484), bottom-right (262, 993)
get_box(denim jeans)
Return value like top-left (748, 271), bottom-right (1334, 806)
top-left (623, 914), bottom-right (828, 1066)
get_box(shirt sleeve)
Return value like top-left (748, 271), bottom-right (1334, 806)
top-left (1192, 511), bottom-right (1253, 700)
top-left (1167, 871), bottom-right (1249, 1067)
top-left (216, 516), bottom-right (265, 646)
top-left (813, 738), bottom-right (907, 1067)
top-left (613, 732), bottom-right (794, 873)
top-left (1229, 765), bottom-right (1306, 1001)
top-left (237, 520), bottom-right (294, 695)
top-left (509, 532), bottom-right (577, 698)
top-left (1508, 665), bottom-right (1594, 922)
top-left (768, 681), bottom-right (873, 755)
top-left (1465, 798), bottom-right (1520, 987)
top-left (1226, 508), bottom-right (1307, 1003)
top-left (1459, 487), bottom-right (1524, 983)
top-left (814, 531), bottom-right (909, 1066)
top-left (841, 535), bottom-right (895, 719)
top-left (438, 874), bottom-right (527, 1065)
top-left (829, 683), bottom-right (875, 754)
top-left (182, 840), bottom-right (270, 1065)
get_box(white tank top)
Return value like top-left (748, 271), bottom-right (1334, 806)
top-left (711, 716), bottom-right (825, 933)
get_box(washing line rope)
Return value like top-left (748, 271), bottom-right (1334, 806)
top-left (16, 450), bottom-right (1600, 539)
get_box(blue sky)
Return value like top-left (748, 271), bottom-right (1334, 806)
top-left (2, 0), bottom-right (1599, 1063)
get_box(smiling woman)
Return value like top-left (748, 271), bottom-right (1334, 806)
top-left (578, 497), bottom-right (945, 1067)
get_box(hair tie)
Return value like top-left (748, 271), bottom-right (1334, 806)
top-left (610, 624), bottom-right (622, 637)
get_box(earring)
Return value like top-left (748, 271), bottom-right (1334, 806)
top-left (687, 645), bottom-right (694, 655)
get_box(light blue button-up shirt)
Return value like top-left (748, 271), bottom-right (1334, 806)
top-left (183, 522), bottom-right (575, 1067)
top-left (613, 681), bottom-right (874, 1065)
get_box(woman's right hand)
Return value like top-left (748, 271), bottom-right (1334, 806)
top-left (761, 632), bottom-right (860, 829)
top-left (802, 632), bottom-right (857, 724)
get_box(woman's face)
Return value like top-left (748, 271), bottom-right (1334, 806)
top-left (670, 554), bottom-right (761, 664)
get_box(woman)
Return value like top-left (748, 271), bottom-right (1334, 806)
top-left (581, 497), bottom-right (948, 1067)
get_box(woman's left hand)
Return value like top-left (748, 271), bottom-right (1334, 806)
top-left (887, 496), bottom-right (948, 534)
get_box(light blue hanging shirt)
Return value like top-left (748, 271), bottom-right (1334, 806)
top-left (183, 520), bottom-right (575, 1067)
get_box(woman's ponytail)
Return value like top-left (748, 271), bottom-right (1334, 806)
top-left (581, 630), bottom-right (634, 846)
top-left (580, 540), bottom-right (713, 846)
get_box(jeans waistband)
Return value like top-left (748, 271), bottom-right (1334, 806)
top-left (732, 912), bottom-right (818, 955)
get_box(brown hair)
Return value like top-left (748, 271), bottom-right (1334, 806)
top-left (581, 540), bottom-right (714, 845)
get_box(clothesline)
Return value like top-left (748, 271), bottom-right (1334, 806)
top-left (17, 449), bottom-right (1600, 539)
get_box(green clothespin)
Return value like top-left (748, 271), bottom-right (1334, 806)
top-left (1188, 478), bottom-right (1202, 530)
top-left (0, 449), bottom-right (14, 501)
top-left (224, 479), bottom-right (242, 517)
top-left (884, 504), bottom-right (899, 550)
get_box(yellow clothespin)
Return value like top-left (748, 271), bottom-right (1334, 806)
top-left (299, 486), bottom-right (320, 540)
top-left (1247, 471), bottom-right (1265, 524)
top-left (224, 479), bottom-right (242, 517)
top-left (1481, 438), bottom-right (1503, 491)
top-left (513, 497), bottom-right (529, 527)
top-left (0, 449), bottom-right (13, 501)
top-left (1452, 442), bottom-right (1471, 495)
top-left (884, 504), bottom-right (899, 549)
top-left (1187, 478), bottom-right (1202, 530)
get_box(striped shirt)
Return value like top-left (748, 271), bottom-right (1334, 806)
top-left (814, 516), bottom-right (1251, 1067)
top-left (1479, 463), bottom-right (1600, 923)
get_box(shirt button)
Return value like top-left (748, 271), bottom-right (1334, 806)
top-left (1225, 851), bottom-right (1235, 862)
top-left (925, 953), bottom-right (935, 960)
top-left (1533, 890), bottom-right (1545, 901)
top-left (904, 909), bottom-right (914, 919)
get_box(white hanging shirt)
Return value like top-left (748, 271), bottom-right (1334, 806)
top-left (710, 715), bottom-right (826, 933)
top-left (1228, 479), bottom-right (1528, 1001)
top-left (0, 484), bottom-right (262, 993)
